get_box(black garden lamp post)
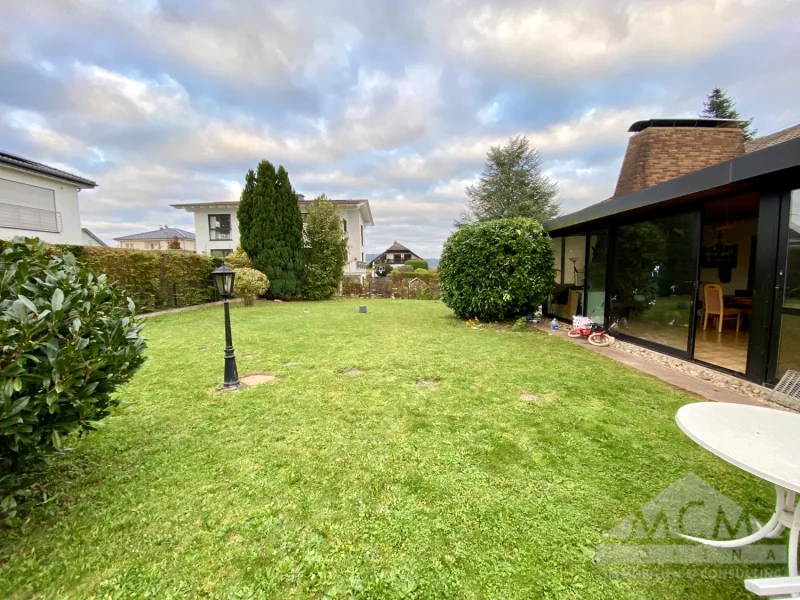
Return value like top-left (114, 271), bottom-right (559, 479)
top-left (211, 263), bottom-right (240, 389)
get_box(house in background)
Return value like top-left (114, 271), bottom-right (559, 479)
top-left (172, 195), bottom-right (373, 276)
top-left (368, 242), bottom-right (423, 266)
top-left (544, 118), bottom-right (800, 385)
top-left (81, 228), bottom-right (107, 247)
top-left (0, 150), bottom-right (97, 245)
top-left (114, 226), bottom-right (196, 251)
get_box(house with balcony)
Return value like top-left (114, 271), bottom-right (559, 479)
top-left (368, 242), bottom-right (423, 266)
top-left (114, 226), bottom-right (196, 251)
top-left (0, 150), bottom-right (97, 245)
top-left (172, 195), bottom-right (373, 276)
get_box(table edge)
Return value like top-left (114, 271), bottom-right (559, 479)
top-left (675, 403), bottom-right (800, 494)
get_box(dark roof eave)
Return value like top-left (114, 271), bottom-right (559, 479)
top-left (0, 152), bottom-right (97, 188)
top-left (544, 136), bottom-right (800, 234)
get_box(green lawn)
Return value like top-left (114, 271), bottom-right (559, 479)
top-left (0, 300), bottom-right (777, 599)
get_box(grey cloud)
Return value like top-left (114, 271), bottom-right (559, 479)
top-left (2, 0), bottom-right (799, 254)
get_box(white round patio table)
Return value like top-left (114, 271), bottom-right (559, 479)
top-left (676, 402), bottom-right (800, 578)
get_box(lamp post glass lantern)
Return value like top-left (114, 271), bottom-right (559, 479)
top-left (211, 264), bottom-right (240, 389)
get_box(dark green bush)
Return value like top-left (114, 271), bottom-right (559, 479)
top-left (1, 238), bottom-right (146, 517)
top-left (405, 259), bottom-right (428, 270)
top-left (438, 218), bottom-right (554, 321)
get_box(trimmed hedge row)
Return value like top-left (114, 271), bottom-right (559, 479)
top-left (52, 246), bottom-right (217, 313)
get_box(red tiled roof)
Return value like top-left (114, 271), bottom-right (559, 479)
top-left (746, 123), bottom-right (800, 153)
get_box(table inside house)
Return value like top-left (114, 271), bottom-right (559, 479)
top-left (724, 295), bottom-right (754, 310)
top-left (675, 403), bottom-right (800, 585)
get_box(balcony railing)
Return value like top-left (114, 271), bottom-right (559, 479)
top-left (0, 202), bottom-right (62, 233)
top-left (209, 231), bottom-right (232, 241)
top-left (357, 261), bottom-right (367, 270)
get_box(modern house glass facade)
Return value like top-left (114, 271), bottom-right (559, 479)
top-left (544, 123), bottom-right (800, 385)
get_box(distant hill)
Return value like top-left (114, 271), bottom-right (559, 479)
top-left (366, 254), bottom-right (438, 268)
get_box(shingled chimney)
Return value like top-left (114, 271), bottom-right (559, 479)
top-left (613, 118), bottom-right (745, 198)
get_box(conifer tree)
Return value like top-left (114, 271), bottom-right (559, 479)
top-left (456, 136), bottom-right (560, 227)
top-left (236, 161), bottom-right (305, 298)
top-left (700, 87), bottom-right (756, 141)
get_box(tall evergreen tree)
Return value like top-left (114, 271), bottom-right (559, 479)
top-left (700, 87), bottom-right (757, 141)
top-left (456, 136), bottom-right (560, 227)
top-left (237, 168), bottom-right (258, 255)
top-left (236, 160), bottom-right (305, 298)
top-left (300, 195), bottom-right (348, 301)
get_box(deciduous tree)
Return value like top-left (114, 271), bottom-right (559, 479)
top-left (301, 195), bottom-right (348, 300)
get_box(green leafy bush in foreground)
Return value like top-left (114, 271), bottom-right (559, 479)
top-left (439, 217), bottom-right (554, 321)
top-left (1, 238), bottom-right (146, 518)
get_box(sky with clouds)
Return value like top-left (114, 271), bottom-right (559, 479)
top-left (3, 0), bottom-right (799, 257)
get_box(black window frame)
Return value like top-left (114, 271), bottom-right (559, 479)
top-left (209, 214), bottom-right (232, 241)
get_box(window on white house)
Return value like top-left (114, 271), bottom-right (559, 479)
top-left (0, 178), bottom-right (59, 232)
top-left (210, 249), bottom-right (232, 257)
top-left (209, 214), bottom-right (232, 240)
top-left (360, 225), bottom-right (364, 246)
top-left (123, 243), bottom-right (133, 249)
top-left (342, 218), bottom-right (348, 233)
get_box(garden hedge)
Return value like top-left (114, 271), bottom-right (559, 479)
top-left (438, 218), bottom-right (554, 321)
top-left (405, 259), bottom-right (428, 270)
top-left (51, 246), bottom-right (216, 313)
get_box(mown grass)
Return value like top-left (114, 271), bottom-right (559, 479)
top-left (0, 299), bottom-right (777, 599)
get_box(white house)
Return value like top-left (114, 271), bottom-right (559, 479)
top-left (114, 227), bottom-right (196, 251)
top-left (172, 195), bottom-right (374, 276)
top-left (0, 150), bottom-right (97, 245)
top-left (81, 228), bottom-right (107, 247)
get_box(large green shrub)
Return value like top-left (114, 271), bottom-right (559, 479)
top-left (405, 259), bottom-right (428, 270)
top-left (233, 268), bottom-right (270, 306)
top-left (225, 245), bottom-right (253, 270)
top-left (438, 218), bottom-right (554, 321)
top-left (301, 195), bottom-right (348, 301)
top-left (1, 239), bottom-right (146, 514)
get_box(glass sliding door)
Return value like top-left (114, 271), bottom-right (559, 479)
top-left (772, 189), bottom-right (800, 379)
top-left (547, 235), bottom-right (585, 319)
top-left (585, 231), bottom-right (608, 323)
top-left (610, 212), bottom-right (700, 353)
top-left (564, 236), bottom-right (586, 287)
top-left (551, 237), bottom-right (563, 284)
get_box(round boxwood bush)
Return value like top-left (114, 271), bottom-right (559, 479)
top-left (1, 238), bottom-right (146, 514)
top-left (439, 218), bottom-right (555, 321)
top-left (233, 267), bottom-right (269, 306)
